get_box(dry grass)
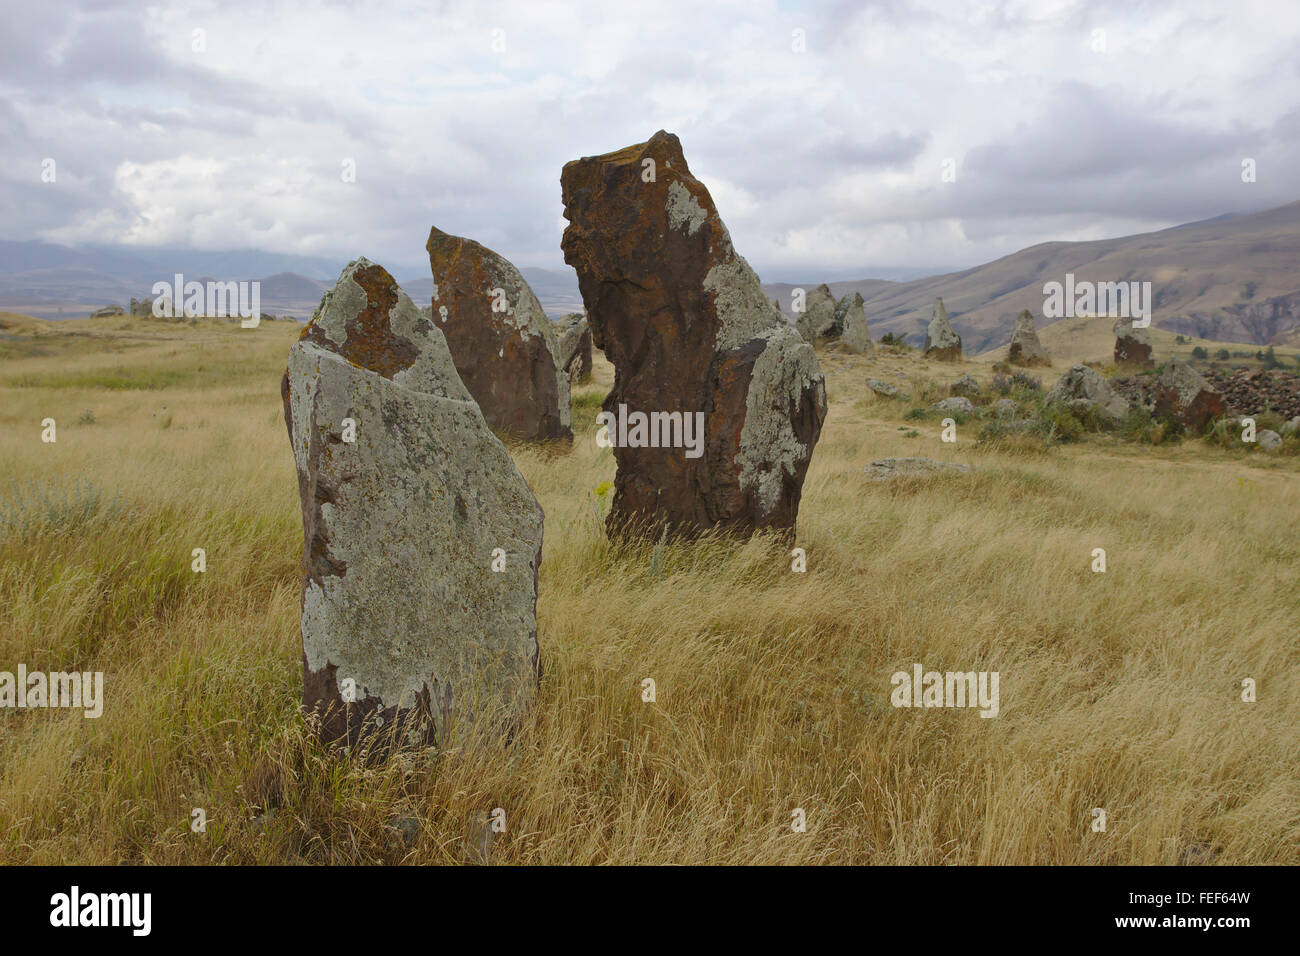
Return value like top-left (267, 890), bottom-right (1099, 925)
top-left (0, 315), bottom-right (1296, 865)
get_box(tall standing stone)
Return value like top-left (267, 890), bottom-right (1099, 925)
top-left (924, 298), bottom-right (962, 361)
top-left (282, 258), bottom-right (544, 750)
top-left (1008, 309), bottom-right (1050, 366)
top-left (555, 312), bottom-right (593, 384)
top-left (796, 284), bottom-right (838, 343)
top-left (560, 130), bottom-right (827, 538)
top-left (837, 293), bottom-right (874, 355)
top-left (426, 227), bottom-right (572, 442)
top-left (1114, 318), bottom-right (1154, 369)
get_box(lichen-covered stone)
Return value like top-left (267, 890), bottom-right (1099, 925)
top-left (426, 227), bottom-right (572, 442)
top-left (924, 298), bottom-right (962, 361)
top-left (1008, 309), bottom-right (1050, 367)
top-left (1114, 318), bottom-right (1154, 369)
top-left (796, 284), bottom-right (838, 343)
top-left (1152, 357), bottom-right (1224, 430)
top-left (837, 293), bottom-right (873, 355)
top-left (560, 130), bottom-right (827, 538)
top-left (1047, 364), bottom-right (1131, 424)
top-left (282, 258), bottom-right (544, 751)
top-left (555, 312), bottom-right (593, 384)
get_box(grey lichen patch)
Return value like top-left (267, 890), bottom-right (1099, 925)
top-left (666, 180), bottom-right (708, 236)
top-left (735, 327), bottom-right (824, 517)
top-left (705, 252), bottom-right (777, 352)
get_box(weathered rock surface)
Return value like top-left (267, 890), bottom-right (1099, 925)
top-left (796, 284), bottom-right (839, 343)
top-left (923, 298), bottom-right (962, 361)
top-left (554, 312), bottom-right (593, 384)
top-left (837, 292), bottom-right (873, 354)
top-left (1114, 318), bottom-right (1154, 369)
top-left (129, 297), bottom-right (154, 317)
top-left (91, 304), bottom-right (124, 318)
top-left (1152, 357), bottom-right (1225, 430)
top-left (867, 378), bottom-right (901, 398)
top-left (992, 398), bottom-right (1020, 418)
top-left (867, 458), bottom-right (974, 481)
top-left (1008, 310), bottom-right (1050, 367)
top-left (426, 227), bottom-right (572, 442)
top-left (1047, 364), bottom-right (1131, 424)
top-left (282, 258), bottom-right (544, 750)
top-left (933, 396), bottom-right (975, 414)
top-left (1258, 429), bottom-right (1282, 450)
top-left (560, 130), bottom-right (827, 538)
top-left (949, 374), bottom-right (982, 398)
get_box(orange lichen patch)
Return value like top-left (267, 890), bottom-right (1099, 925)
top-left (302, 263), bottom-right (419, 379)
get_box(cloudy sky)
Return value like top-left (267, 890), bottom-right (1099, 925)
top-left (3, 0), bottom-right (1298, 281)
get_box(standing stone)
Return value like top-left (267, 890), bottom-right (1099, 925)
top-left (1152, 357), bottom-right (1224, 430)
top-left (1008, 309), bottom-right (1050, 366)
top-left (1114, 318), bottom-right (1154, 369)
top-left (924, 298), bottom-right (962, 361)
top-left (555, 312), bottom-right (593, 384)
top-left (560, 130), bottom-right (827, 538)
top-left (426, 227), bottom-right (572, 442)
top-left (796, 284), bottom-right (838, 343)
top-left (1046, 364), bottom-right (1131, 424)
top-left (837, 293), bottom-right (873, 355)
top-left (282, 258), bottom-right (544, 750)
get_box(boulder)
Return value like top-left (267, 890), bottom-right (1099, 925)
top-left (90, 304), bottom-right (124, 318)
top-left (1008, 310), bottom-right (1050, 367)
top-left (795, 284), bottom-right (838, 343)
top-left (923, 298), bottom-right (962, 361)
top-left (1282, 416), bottom-right (1300, 436)
top-left (933, 397), bottom-right (975, 415)
top-left (560, 130), bottom-right (827, 538)
top-left (1047, 364), bottom-right (1131, 424)
top-left (1152, 357), bottom-right (1224, 430)
top-left (426, 227), bottom-right (572, 442)
top-left (867, 378), bottom-right (900, 398)
top-left (992, 398), bottom-right (1020, 418)
top-left (949, 373), bottom-right (981, 398)
top-left (1258, 429), bottom-right (1282, 450)
top-left (1114, 318), bottom-right (1154, 369)
top-left (555, 312), bottom-right (593, 384)
top-left (282, 258), bottom-right (544, 750)
top-left (837, 292), bottom-right (873, 355)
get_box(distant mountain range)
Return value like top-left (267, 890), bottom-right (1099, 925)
top-left (3, 199), bottom-right (1298, 346)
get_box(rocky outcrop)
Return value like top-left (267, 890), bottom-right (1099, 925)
top-left (282, 258), bottom-right (544, 750)
top-left (1152, 357), bottom-right (1225, 431)
top-left (796, 284), bottom-right (838, 343)
top-left (560, 130), bottom-right (827, 538)
top-left (923, 298), bottom-right (962, 361)
top-left (1008, 310), bottom-right (1050, 367)
top-left (1046, 364), bottom-right (1131, 424)
top-left (933, 396), bottom-right (974, 415)
top-left (426, 227), bottom-right (572, 442)
top-left (1114, 318), bottom-right (1154, 369)
top-left (555, 312), bottom-right (593, 384)
top-left (837, 293), bottom-right (873, 354)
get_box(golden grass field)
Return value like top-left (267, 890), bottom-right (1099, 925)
top-left (0, 311), bottom-right (1297, 865)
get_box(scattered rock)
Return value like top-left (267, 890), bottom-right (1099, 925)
top-left (923, 298), bottom-right (962, 361)
top-left (1258, 429), bottom-right (1282, 450)
top-left (1114, 318), bottom-right (1154, 369)
top-left (933, 396), bottom-right (975, 414)
top-left (554, 312), bottom-right (593, 384)
top-left (1200, 368), bottom-right (1300, 420)
top-left (1008, 309), bottom-right (1050, 367)
top-left (560, 130), bottom-right (827, 538)
top-left (795, 284), bottom-right (838, 343)
top-left (1282, 416), bottom-right (1300, 436)
top-left (1046, 364), bottom-right (1131, 424)
top-left (992, 398), bottom-right (1020, 418)
top-left (949, 373), bottom-right (982, 398)
top-left (866, 457), bottom-right (974, 481)
top-left (90, 304), bottom-right (124, 318)
top-left (1152, 357), bottom-right (1225, 431)
top-left (837, 293), bottom-right (873, 355)
top-left (867, 378), bottom-right (900, 398)
top-left (426, 226), bottom-right (573, 442)
top-left (282, 258), bottom-right (544, 751)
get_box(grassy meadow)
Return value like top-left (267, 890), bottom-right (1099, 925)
top-left (0, 311), bottom-right (1297, 864)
